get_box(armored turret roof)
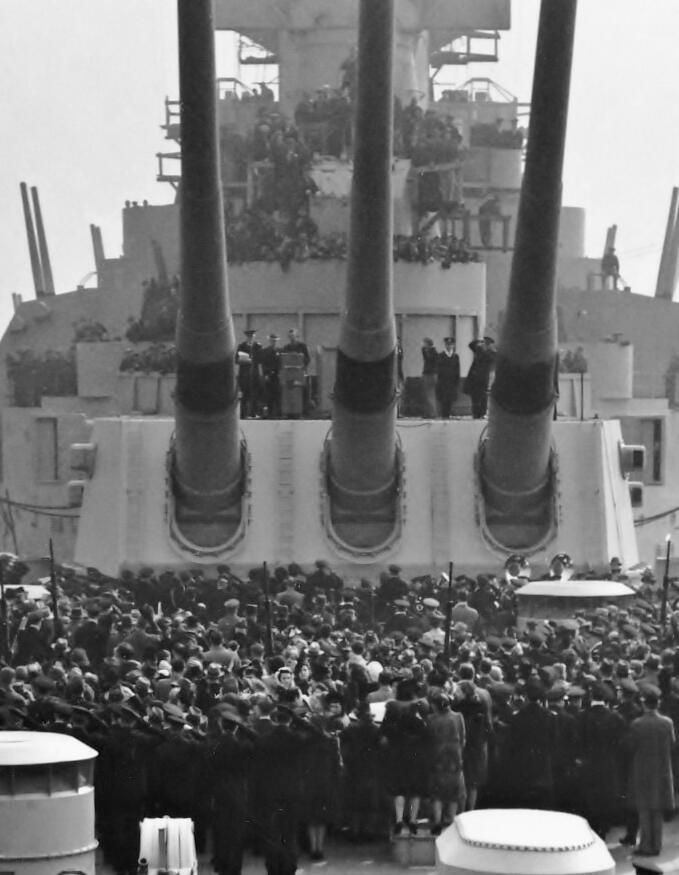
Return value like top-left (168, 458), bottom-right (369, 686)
top-left (0, 731), bottom-right (97, 766)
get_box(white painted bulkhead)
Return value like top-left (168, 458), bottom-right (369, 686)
top-left (75, 417), bottom-right (638, 577)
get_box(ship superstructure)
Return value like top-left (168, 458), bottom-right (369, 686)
top-left (0, 0), bottom-right (673, 573)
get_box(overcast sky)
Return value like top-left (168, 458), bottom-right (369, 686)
top-left (1, 0), bottom-right (678, 332)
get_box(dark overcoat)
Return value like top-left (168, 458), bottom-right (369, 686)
top-left (580, 704), bottom-right (626, 816)
top-left (628, 710), bottom-right (675, 810)
top-left (507, 702), bottom-right (556, 805)
top-left (427, 709), bottom-right (466, 803)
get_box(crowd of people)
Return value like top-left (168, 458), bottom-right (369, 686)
top-left (394, 233), bottom-right (479, 266)
top-left (227, 106), bottom-right (318, 223)
top-left (6, 347), bottom-right (77, 406)
top-left (161, 91), bottom-right (516, 274)
top-left (7, 318), bottom-right (108, 406)
top-left (1, 550), bottom-right (678, 871)
top-left (560, 346), bottom-right (589, 374)
top-left (119, 343), bottom-right (177, 376)
top-left (399, 100), bottom-right (464, 167)
top-left (125, 277), bottom-right (180, 344)
top-left (469, 117), bottom-right (525, 149)
top-left (294, 89), bottom-right (353, 159)
top-left (226, 217), bottom-right (485, 272)
top-left (230, 89), bottom-right (518, 242)
top-left (118, 219), bottom-right (482, 367)
top-left (291, 89), bottom-right (465, 164)
top-left (290, 87), bottom-right (524, 168)
top-left (225, 207), bottom-right (346, 269)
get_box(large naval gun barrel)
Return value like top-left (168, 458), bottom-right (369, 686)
top-left (482, 0), bottom-right (577, 549)
top-left (328, 0), bottom-right (399, 551)
top-left (172, 0), bottom-right (243, 546)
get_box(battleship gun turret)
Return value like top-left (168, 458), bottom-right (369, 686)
top-left (480, 0), bottom-right (577, 550)
top-left (72, 0), bottom-right (643, 576)
top-left (171, 0), bottom-right (244, 548)
top-left (326, 0), bottom-right (401, 552)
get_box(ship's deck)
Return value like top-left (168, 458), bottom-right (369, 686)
top-left (93, 816), bottom-right (679, 875)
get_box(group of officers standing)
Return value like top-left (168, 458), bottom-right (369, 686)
top-left (238, 327), bottom-right (498, 421)
top-left (70, 695), bottom-right (342, 875)
top-left (421, 336), bottom-right (496, 419)
top-left (237, 327), bottom-right (310, 418)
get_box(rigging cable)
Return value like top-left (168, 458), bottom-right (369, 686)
top-left (0, 494), bottom-right (79, 518)
top-left (634, 504), bottom-right (679, 527)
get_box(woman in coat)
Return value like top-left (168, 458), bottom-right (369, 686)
top-left (380, 679), bottom-right (432, 834)
top-left (453, 679), bottom-right (491, 811)
top-left (427, 691), bottom-right (466, 833)
top-left (340, 701), bottom-right (385, 839)
top-left (301, 693), bottom-right (345, 862)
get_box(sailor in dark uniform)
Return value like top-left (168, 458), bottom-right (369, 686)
top-left (547, 683), bottom-right (580, 812)
top-left (436, 337), bottom-right (461, 418)
top-left (236, 328), bottom-right (262, 418)
top-left (579, 682), bottom-right (626, 839)
top-left (258, 333), bottom-right (282, 418)
top-left (282, 327), bottom-right (310, 369)
top-left (617, 677), bottom-right (643, 846)
top-left (253, 704), bottom-right (307, 875)
top-left (151, 704), bottom-right (206, 845)
top-left (282, 327), bottom-right (311, 413)
top-left (206, 703), bottom-right (255, 875)
top-left (98, 703), bottom-right (160, 875)
top-left (507, 678), bottom-right (557, 809)
top-left (463, 336), bottom-right (496, 419)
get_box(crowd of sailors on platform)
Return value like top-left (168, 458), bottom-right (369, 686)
top-left (225, 212), bottom-right (484, 271)
top-left (120, 342), bottom-right (177, 376)
top-left (0, 552), bottom-right (675, 868)
top-left (292, 89), bottom-right (468, 166)
top-left (291, 85), bottom-right (523, 166)
top-left (225, 207), bottom-right (343, 268)
top-left (222, 86), bottom-right (521, 221)
top-left (394, 232), bottom-right (479, 265)
top-left (6, 347), bottom-right (77, 406)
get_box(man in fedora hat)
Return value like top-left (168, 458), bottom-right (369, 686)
top-left (629, 687), bottom-right (675, 856)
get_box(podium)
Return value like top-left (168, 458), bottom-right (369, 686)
top-left (281, 352), bottom-right (306, 417)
